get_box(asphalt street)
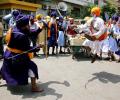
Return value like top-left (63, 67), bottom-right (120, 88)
top-left (0, 53), bottom-right (120, 100)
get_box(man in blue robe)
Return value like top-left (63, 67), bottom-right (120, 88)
top-left (0, 14), bottom-right (43, 92)
top-left (47, 12), bottom-right (58, 55)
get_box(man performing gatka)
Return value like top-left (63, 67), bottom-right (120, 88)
top-left (0, 14), bottom-right (44, 92)
top-left (82, 7), bottom-right (107, 63)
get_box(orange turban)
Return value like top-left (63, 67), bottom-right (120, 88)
top-left (91, 7), bottom-right (101, 17)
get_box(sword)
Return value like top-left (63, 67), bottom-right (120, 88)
top-left (7, 44), bottom-right (43, 60)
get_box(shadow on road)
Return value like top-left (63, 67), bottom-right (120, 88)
top-left (85, 71), bottom-right (120, 88)
top-left (6, 80), bottom-right (70, 100)
top-left (47, 54), bottom-right (71, 58)
top-left (35, 54), bottom-right (71, 59)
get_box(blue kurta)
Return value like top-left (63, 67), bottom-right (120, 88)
top-left (0, 27), bottom-right (39, 85)
top-left (57, 21), bottom-right (65, 46)
top-left (48, 24), bottom-right (57, 47)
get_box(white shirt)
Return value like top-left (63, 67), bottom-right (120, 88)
top-left (113, 25), bottom-right (120, 35)
top-left (30, 22), bottom-right (39, 30)
top-left (92, 17), bottom-right (105, 38)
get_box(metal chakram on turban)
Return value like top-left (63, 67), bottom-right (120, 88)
top-left (16, 14), bottom-right (29, 28)
top-left (91, 7), bottom-right (101, 17)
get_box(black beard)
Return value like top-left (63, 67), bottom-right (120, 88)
top-left (21, 29), bottom-right (30, 35)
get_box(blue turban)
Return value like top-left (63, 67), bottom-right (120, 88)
top-left (59, 16), bottom-right (63, 20)
top-left (112, 15), bottom-right (119, 22)
top-left (29, 14), bottom-right (35, 20)
top-left (11, 10), bottom-right (20, 18)
top-left (50, 11), bottom-right (57, 17)
top-left (16, 14), bottom-right (29, 28)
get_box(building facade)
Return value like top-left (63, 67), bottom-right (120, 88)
top-left (62, 0), bottom-right (106, 18)
top-left (0, 0), bottom-right (41, 31)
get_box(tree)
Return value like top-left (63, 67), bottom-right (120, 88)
top-left (101, 0), bottom-right (117, 21)
top-left (84, 0), bottom-right (117, 20)
top-left (84, 3), bottom-right (98, 17)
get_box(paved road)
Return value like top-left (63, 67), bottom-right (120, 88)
top-left (0, 54), bottom-right (120, 100)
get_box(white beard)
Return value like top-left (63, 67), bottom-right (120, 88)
top-left (92, 15), bottom-right (96, 20)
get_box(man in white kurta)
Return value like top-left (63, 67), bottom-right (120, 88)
top-left (100, 16), bottom-right (119, 61)
top-left (82, 7), bottom-right (107, 63)
top-left (114, 21), bottom-right (120, 62)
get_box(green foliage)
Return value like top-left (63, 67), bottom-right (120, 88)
top-left (101, 0), bottom-right (117, 20)
top-left (85, 3), bottom-right (98, 17)
top-left (84, 1), bottom-right (117, 20)
top-left (66, 0), bottom-right (117, 19)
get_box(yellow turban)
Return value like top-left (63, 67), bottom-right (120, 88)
top-left (45, 16), bottom-right (50, 22)
top-left (46, 16), bottom-right (50, 19)
top-left (36, 14), bottom-right (43, 20)
top-left (91, 7), bottom-right (101, 17)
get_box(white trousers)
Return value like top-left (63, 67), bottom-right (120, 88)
top-left (28, 69), bottom-right (35, 78)
top-left (83, 39), bottom-right (101, 54)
